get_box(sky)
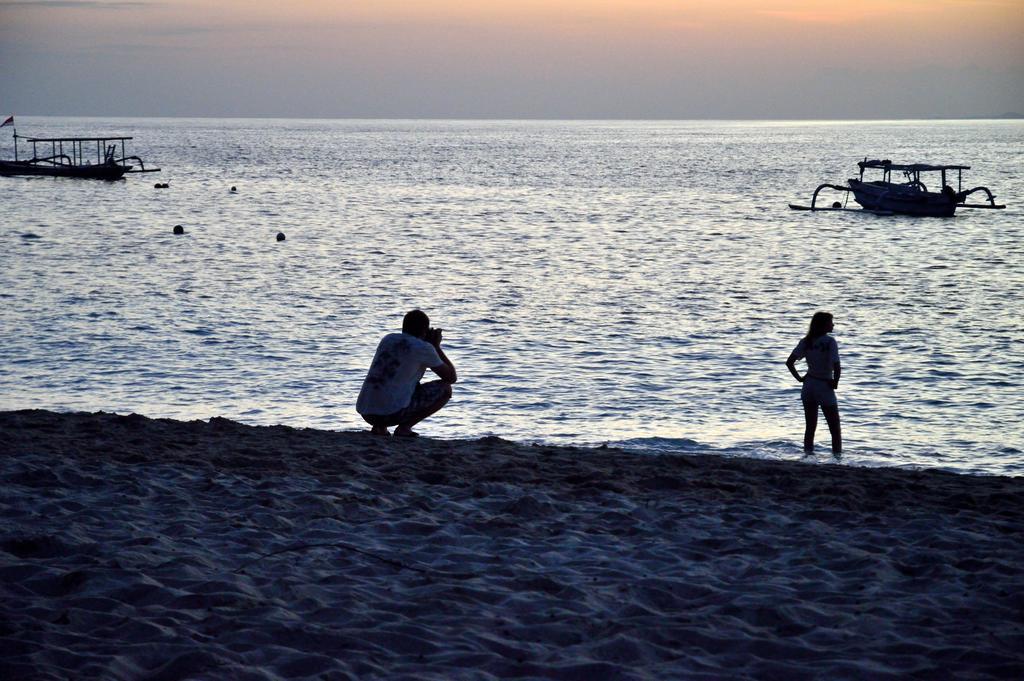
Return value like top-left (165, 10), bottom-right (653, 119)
top-left (1, 0), bottom-right (1021, 119)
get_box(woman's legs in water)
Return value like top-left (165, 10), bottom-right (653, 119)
top-left (822, 404), bottom-right (842, 454)
top-left (802, 400), bottom-right (818, 453)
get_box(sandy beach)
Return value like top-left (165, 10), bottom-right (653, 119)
top-left (1, 409), bottom-right (1022, 680)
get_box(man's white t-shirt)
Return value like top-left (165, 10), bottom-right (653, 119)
top-left (791, 334), bottom-right (840, 381)
top-left (356, 333), bottom-right (443, 416)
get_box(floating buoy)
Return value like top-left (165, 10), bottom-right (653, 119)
top-left (173, 225), bottom-right (185, 235)
top-left (276, 232), bottom-right (286, 242)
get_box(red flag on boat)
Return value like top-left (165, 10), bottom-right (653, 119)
top-left (0, 116), bottom-right (13, 128)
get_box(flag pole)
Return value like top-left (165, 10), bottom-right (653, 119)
top-left (1, 116), bottom-right (18, 159)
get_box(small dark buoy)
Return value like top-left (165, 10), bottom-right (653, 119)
top-left (276, 232), bottom-right (286, 242)
top-left (173, 225), bottom-right (184, 235)
top-left (832, 201), bottom-right (842, 209)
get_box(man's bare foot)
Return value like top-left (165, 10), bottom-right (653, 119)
top-left (370, 425), bottom-right (391, 436)
top-left (393, 428), bottom-right (419, 438)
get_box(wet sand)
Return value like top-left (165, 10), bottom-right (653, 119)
top-left (1, 409), bottom-right (1022, 680)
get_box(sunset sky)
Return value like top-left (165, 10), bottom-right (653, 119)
top-left (1, 0), bottom-right (1021, 118)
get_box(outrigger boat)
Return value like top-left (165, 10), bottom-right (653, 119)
top-left (790, 159), bottom-right (1004, 217)
top-left (0, 128), bottom-right (160, 180)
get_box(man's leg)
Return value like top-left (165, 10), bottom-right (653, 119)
top-left (362, 414), bottom-right (394, 437)
top-left (822, 404), bottom-right (842, 455)
top-left (394, 382), bottom-right (452, 437)
top-left (802, 400), bottom-right (818, 454)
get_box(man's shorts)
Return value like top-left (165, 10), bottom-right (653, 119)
top-left (801, 376), bottom-right (837, 408)
top-left (361, 380), bottom-right (449, 427)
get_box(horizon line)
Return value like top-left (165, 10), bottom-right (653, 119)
top-left (6, 114), bottom-right (1023, 122)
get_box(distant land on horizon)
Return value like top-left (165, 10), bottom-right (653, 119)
top-left (952, 112), bottom-right (1023, 120)
top-left (7, 113), bottom-right (1024, 122)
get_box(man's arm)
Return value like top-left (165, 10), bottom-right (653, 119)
top-left (428, 328), bottom-right (457, 384)
top-left (431, 347), bottom-right (457, 384)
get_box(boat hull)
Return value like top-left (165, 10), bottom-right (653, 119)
top-left (848, 178), bottom-right (956, 217)
top-left (0, 160), bottom-right (127, 180)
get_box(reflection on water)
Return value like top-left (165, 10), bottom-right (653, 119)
top-left (1, 118), bottom-right (1022, 475)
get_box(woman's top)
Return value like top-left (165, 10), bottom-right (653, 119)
top-left (791, 334), bottom-right (839, 381)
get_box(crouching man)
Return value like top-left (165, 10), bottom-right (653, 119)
top-left (356, 309), bottom-right (457, 437)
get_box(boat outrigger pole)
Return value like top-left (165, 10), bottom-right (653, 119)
top-left (788, 183), bottom-right (881, 213)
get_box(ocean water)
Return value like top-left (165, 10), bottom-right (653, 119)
top-left (1, 117), bottom-right (1022, 476)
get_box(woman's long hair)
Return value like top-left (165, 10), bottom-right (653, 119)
top-left (804, 311), bottom-right (833, 348)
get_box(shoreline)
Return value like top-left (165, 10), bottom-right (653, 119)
top-left (2, 409), bottom-right (1023, 679)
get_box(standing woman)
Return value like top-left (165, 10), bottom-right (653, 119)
top-left (786, 311), bottom-right (842, 456)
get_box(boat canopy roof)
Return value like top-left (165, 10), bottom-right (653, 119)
top-left (19, 135), bottom-right (134, 143)
top-left (859, 159), bottom-right (970, 172)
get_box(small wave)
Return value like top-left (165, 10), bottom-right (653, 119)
top-left (606, 436), bottom-right (897, 471)
top-left (610, 436), bottom-right (707, 455)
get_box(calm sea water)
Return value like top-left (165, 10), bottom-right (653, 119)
top-left (1, 117), bottom-right (1022, 476)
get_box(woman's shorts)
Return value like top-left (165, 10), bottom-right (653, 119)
top-left (801, 377), bottom-right (837, 408)
top-left (361, 380), bottom-right (450, 427)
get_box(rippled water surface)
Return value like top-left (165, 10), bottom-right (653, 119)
top-left (1, 118), bottom-right (1022, 475)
